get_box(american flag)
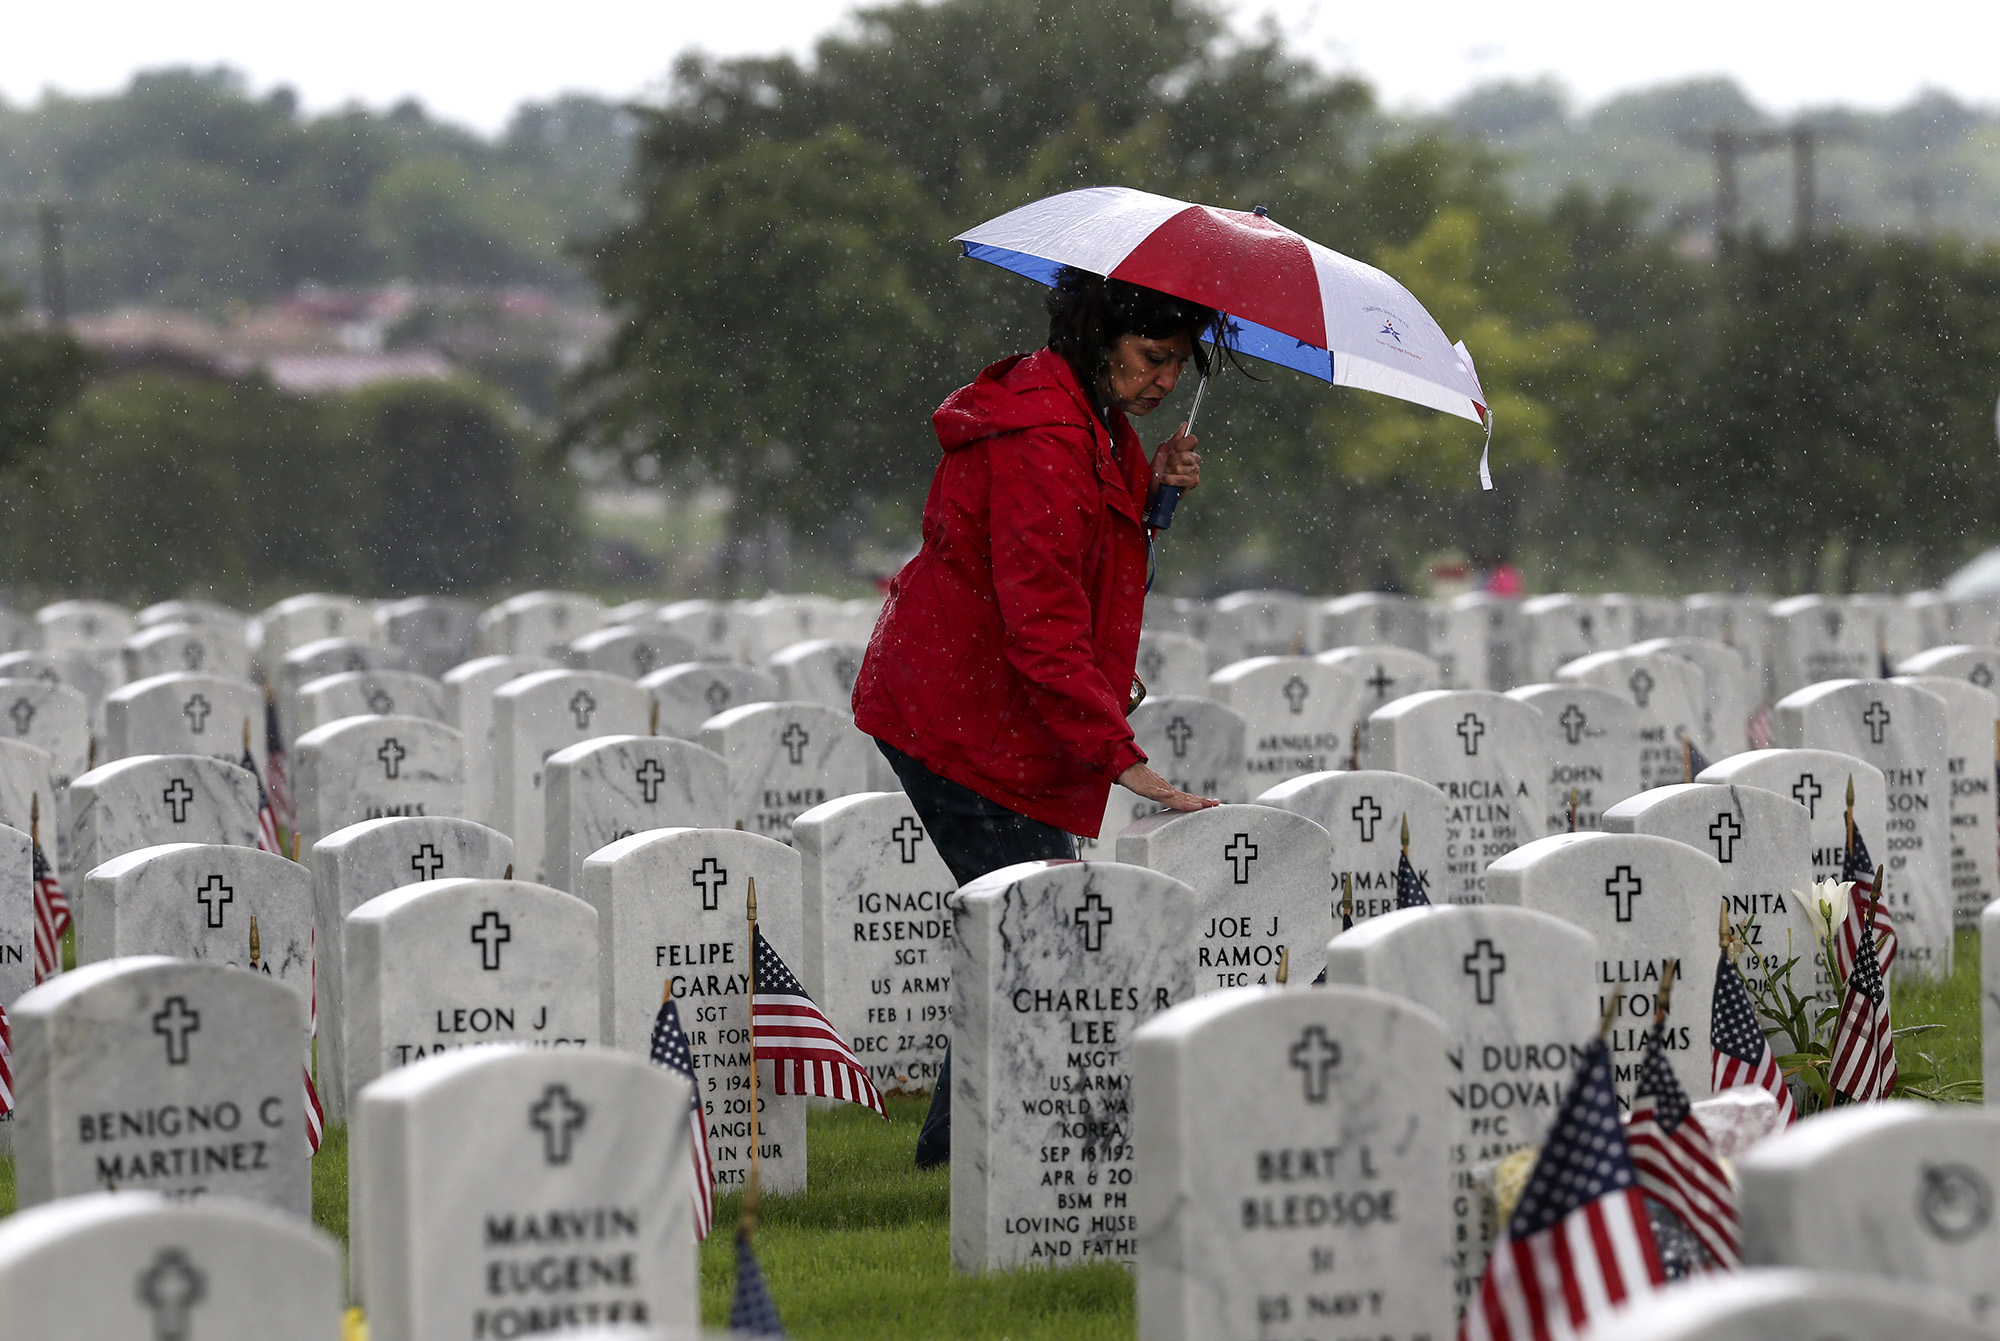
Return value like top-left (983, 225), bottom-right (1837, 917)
top-left (303, 1065), bottom-right (324, 1153)
top-left (1624, 1022), bottom-right (1738, 1268)
top-left (1394, 847), bottom-right (1429, 909)
top-left (240, 737), bottom-right (283, 856)
top-left (650, 990), bottom-right (716, 1240)
top-left (31, 820), bottom-right (68, 985)
top-left (1830, 880), bottom-right (1897, 1102)
top-left (1746, 707), bottom-right (1774, 751)
top-left (1710, 950), bottom-right (1795, 1127)
top-left (1462, 1038), bottom-right (1664, 1341)
top-left (729, 1227), bottom-right (787, 1336)
top-left (750, 926), bottom-right (885, 1117)
top-left (263, 688), bottom-right (294, 837)
top-left (1681, 736), bottom-right (1711, 781)
top-left (1837, 825), bottom-right (1896, 980)
top-left (0, 1003), bottom-right (12, 1118)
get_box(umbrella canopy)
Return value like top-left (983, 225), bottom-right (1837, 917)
top-left (955, 185), bottom-right (1488, 427)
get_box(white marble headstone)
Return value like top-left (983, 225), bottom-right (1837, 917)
top-left (1558, 648), bottom-right (1710, 788)
top-left (658, 598), bottom-right (748, 662)
top-left (1739, 1103), bottom-right (2000, 1324)
top-left (1323, 903), bottom-right (1598, 1306)
top-left (1208, 656), bottom-right (1360, 789)
top-left (0, 824), bottom-right (32, 1009)
top-left (699, 700), bottom-right (869, 845)
top-left (1485, 832), bottom-right (1720, 1104)
top-left (1683, 593), bottom-right (1772, 707)
top-left (1206, 590), bottom-right (1312, 667)
top-left (1604, 782), bottom-right (1822, 1026)
top-left (1133, 983), bottom-right (1452, 1341)
top-left (1893, 675), bottom-right (2000, 926)
top-left (566, 623), bottom-right (698, 680)
top-left (104, 673), bottom-right (264, 766)
top-left (1506, 682), bottom-right (1642, 832)
top-left (768, 638), bottom-right (867, 710)
top-left (477, 590), bottom-right (607, 658)
top-left (1698, 748), bottom-right (1889, 890)
top-left (794, 791), bottom-right (956, 1096)
top-left (1632, 635), bottom-right (1753, 756)
top-left (1315, 591), bottom-right (1430, 653)
top-left (292, 714), bottom-right (465, 852)
top-left (255, 594), bottom-right (377, 673)
top-left (1767, 595), bottom-right (1875, 700)
top-left (36, 599), bottom-right (132, 652)
top-left (1255, 769), bottom-right (1448, 922)
top-left (1316, 644), bottom-right (1443, 765)
top-left (12, 956), bottom-right (309, 1213)
top-left (68, 755), bottom-right (260, 880)
top-left (577, 827), bottom-right (807, 1195)
top-left (310, 815), bottom-right (515, 1124)
top-left (122, 621), bottom-right (253, 683)
top-left (1774, 678), bottom-right (1952, 980)
top-left (0, 738), bottom-right (58, 884)
top-left (0, 679), bottom-right (88, 786)
top-left (1118, 803), bottom-right (1335, 988)
top-left (0, 1190), bottom-right (342, 1340)
top-left (1451, 592), bottom-right (1522, 691)
top-left (342, 877), bottom-right (599, 1109)
top-left (1519, 594), bottom-right (1621, 684)
top-left (277, 638), bottom-right (408, 739)
top-left (378, 595), bottom-right (479, 678)
top-left (1135, 631), bottom-right (1210, 697)
top-left (639, 661), bottom-right (780, 741)
top-left (493, 670), bottom-right (649, 879)
top-left (950, 859), bottom-right (1195, 1272)
top-left (294, 669), bottom-right (449, 733)
top-left (542, 734), bottom-right (730, 894)
top-left (351, 1044), bottom-right (694, 1339)
top-left (441, 653), bottom-right (562, 828)
top-left (1077, 695), bottom-right (1247, 857)
top-left (744, 594), bottom-right (845, 661)
top-left (1577, 1268), bottom-right (1988, 1341)
top-left (1367, 690), bottom-right (1545, 902)
top-left (1899, 644), bottom-right (2000, 693)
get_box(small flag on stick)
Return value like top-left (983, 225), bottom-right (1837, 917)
top-left (1393, 816), bottom-right (1428, 909)
top-left (1830, 866), bottom-right (1897, 1103)
top-left (1837, 780), bottom-right (1896, 980)
top-left (0, 1002), bottom-right (13, 1119)
top-left (1710, 944), bottom-right (1796, 1128)
top-left (650, 979), bottom-right (716, 1240)
top-left (242, 719), bottom-right (282, 855)
top-left (750, 924), bottom-right (886, 1117)
top-left (1624, 964), bottom-right (1739, 1268)
top-left (30, 795), bottom-right (69, 985)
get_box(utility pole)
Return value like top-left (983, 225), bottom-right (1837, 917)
top-left (1785, 124), bottom-right (1856, 240)
top-left (1680, 125), bottom-right (1782, 239)
top-left (0, 200), bottom-right (72, 328)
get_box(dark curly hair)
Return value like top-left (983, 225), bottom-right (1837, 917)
top-left (1045, 267), bottom-right (1231, 413)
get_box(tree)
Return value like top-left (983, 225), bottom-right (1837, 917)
top-left (0, 295), bottom-right (91, 473)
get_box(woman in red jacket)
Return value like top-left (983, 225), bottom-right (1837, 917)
top-left (853, 267), bottom-right (1223, 891)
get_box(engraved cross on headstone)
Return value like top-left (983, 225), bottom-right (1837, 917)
top-left (1559, 704), bottom-right (1588, 745)
top-left (569, 690), bottom-right (598, 730)
top-left (162, 778), bottom-right (195, 822)
top-left (366, 686), bottom-right (395, 714)
top-left (1628, 668), bottom-right (1655, 708)
top-left (781, 723), bottom-right (810, 765)
top-left (8, 696), bottom-right (34, 735)
top-left (194, 874), bottom-right (233, 929)
top-left (378, 738), bottom-right (407, 779)
top-left (891, 816), bottom-right (924, 863)
top-left (1973, 664), bottom-right (1995, 690)
top-left (705, 680), bottom-right (731, 714)
top-left (1165, 716), bottom-right (1193, 759)
top-left (529, 1083), bottom-right (588, 1164)
top-left (1709, 812), bottom-right (1742, 863)
top-left (411, 843), bottom-right (445, 880)
top-left (1456, 713), bottom-right (1486, 756)
top-left (152, 996), bottom-right (201, 1065)
top-left (1792, 774), bottom-right (1823, 817)
top-left (1604, 865), bottom-right (1644, 922)
top-left (1462, 938), bottom-right (1507, 1005)
top-left (1350, 796), bottom-right (1382, 843)
top-left (180, 640), bottom-right (205, 671)
top-left (471, 909), bottom-right (512, 971)
top-left (1223, 832), bottom-right (1259, 883)
top-left (182, 694), bottom-right (211, 734)
top-left (1073, 891), bottom-right (1114, 951)
top-left (1288, 1026), bottom-right (1341, 1103)
top-left (1282, 676), bottom-right (1309, 714)
top-left (1140, 646), bottom-right (1164, 679)
top-left (136, 1247), bottom-right (206, 1341)
top-left (1366, 665), bottom-right (1395, 700)
top-left (692, 856), bottom-right (727, 911)
top-left (1863, 701), bottom-right (1891, 744)
top-left (635, 758), bottom-right (666, 804)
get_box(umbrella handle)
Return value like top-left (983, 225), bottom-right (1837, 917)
top-left (1143, 368), bottom-right (1209, 531)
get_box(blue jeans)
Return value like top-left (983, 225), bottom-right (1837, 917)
top-left (876, 741), bottom-right (1078, 1167)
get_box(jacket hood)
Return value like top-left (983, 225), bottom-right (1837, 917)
top-left (933, 348), bottom-right (1101, 453)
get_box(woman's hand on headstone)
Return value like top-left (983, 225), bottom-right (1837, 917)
top-left (1117, 762), bottom-right (1218, 811)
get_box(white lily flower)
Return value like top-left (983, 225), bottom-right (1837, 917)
top-left (1803, 877), bottom-right (1853, 943)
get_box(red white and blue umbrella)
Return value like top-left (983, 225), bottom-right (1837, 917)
top-left (956, 186), bottom-right (1492, 493)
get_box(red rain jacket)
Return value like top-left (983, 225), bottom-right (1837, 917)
top-left (852, 347), bottom-right (1152, 835)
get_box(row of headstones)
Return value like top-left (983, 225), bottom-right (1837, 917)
top-left (946, 856), bottom-right (2000, 1339)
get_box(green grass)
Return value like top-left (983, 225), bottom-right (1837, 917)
top-left (0, 933), bottom-right (1984, 1338)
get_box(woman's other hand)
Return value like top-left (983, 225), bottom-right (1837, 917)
top-left (1151, 425), bottom-right (1200, 494)
top-left (1117, 762), bottom-right (1219, 811)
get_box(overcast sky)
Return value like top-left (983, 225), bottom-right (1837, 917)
top-left (3, 0), bottom-right (1995, 134)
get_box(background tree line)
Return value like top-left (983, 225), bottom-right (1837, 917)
top-left (4, 0), bottom-right (2000, 604)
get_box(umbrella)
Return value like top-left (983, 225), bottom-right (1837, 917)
top-left (955, 186), bottom-right (1493, 525)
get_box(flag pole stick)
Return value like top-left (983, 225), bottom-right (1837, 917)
top-left (1655, 958), bottom-right (1678, 1024)
top-left (1844, 775), bottom-right (1855, 862)
top-left (745, 875), bottom-right (762, 1237)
